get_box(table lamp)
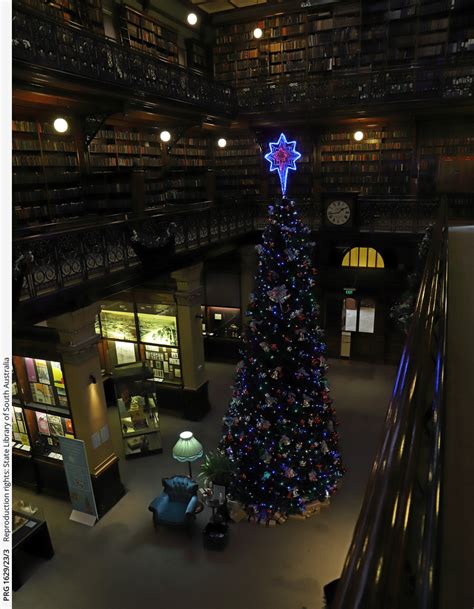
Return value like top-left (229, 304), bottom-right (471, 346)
top-left (172, 431), bottom-right (203, 478)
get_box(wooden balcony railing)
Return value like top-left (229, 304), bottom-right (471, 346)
top-left (12, 4), bottom-right (235, 115)
top-left (13, 203), bottom-right (256, 307)
top-left (237, 62), bottom-right (474, 112)
top-left (331, 204), bottom-right (449, 608)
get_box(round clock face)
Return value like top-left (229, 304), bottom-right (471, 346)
top-left (326, 200), bottom-right (351, 226)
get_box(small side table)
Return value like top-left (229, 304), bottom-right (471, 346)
top-left (204, 498), bottom-right (221, 522)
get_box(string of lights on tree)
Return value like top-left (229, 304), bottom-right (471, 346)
top-left (219, 134), bottom-right (344, 521)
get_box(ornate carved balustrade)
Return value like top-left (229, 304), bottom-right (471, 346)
top-left (253, 194), bottom-right (473, 233)
top-left (13, 204), bottom-right (256, 306)
top-left (237, 62), bottom-right (474, 112)
top-left (12, 5), bottom-right (235, 115)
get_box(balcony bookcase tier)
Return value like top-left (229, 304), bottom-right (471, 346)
top-left (88, 125), bottom-right (165, 211)
top-left (186, 39), bottom-right (211, 73)
top-left (214, 135), bottom-right (261, 202)
top-left (166, 136), bottom-right (210, 205)
top-left (12, 120), bottom-right (84, 224)
top-left (19, 0), bottom-right (104, 35)
top-left (213, 1), bottom-right (471, 88)
top-left (119, 4), bottom-right (179, 65)
top-left (320, 127), bottom-right (414, 196)
top-left (418, 128), bottom-right (474, 194)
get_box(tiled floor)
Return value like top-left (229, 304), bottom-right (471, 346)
top-left (13, 359), bottom-right (396, 609)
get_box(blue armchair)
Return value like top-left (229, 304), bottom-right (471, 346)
top-left (148, 476), bottom-right (199, 529)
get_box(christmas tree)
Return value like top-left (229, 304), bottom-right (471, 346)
top-left (219, 134), bottom-right (344, 519)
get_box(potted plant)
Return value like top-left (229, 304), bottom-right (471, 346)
top-left (198, 451), bottom-right (235, 488)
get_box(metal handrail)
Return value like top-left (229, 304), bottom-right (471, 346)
top-left (331, 202), bottom-right (448, 608)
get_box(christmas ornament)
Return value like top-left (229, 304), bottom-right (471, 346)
top-left (267, 285), bottom-right (290, 305)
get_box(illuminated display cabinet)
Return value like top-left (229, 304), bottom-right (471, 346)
top-left (114, 371), bottom-right (162, 458)
top-left (12, 356), bottom-right (75, 461)
top-left (96, 297), bottom-right (182, 385)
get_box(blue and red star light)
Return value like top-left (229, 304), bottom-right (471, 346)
top-left (264, 133), bottom-right (301, 196)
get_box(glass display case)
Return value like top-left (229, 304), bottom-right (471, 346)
top-left (144, 345), bottom-right (181, 385)
top-left (137, 302), bottom-right (178, 346)
top-left (13, 357), bottom-right (69, 409)
top-left (206, 306), bottom-right (241, 339)
top-left (99, 301), bottom-right (137, 341)
top-left (29, 409), bottom-right (75, 461)
top-left (97, 297), bottom-right (182, 386)
top-left (115, 376), bottom-right (162, 458)
top-left (13, 498), bottom-right (44, 529)
top-left (12, 406), bottom-right (31, 452)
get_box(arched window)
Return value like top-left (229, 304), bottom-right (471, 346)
top-left (342, 247), bottom-right (384, 269)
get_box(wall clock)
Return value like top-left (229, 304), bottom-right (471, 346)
top-left (322, 192), bottom-right (358, 229)
top-left (326, 200), bottom-right (351, 226)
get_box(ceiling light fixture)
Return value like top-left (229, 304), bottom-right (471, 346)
top-left (187, 13), bottom-right (198, 26)
top-left (53, 117), bottom-right (69, 133)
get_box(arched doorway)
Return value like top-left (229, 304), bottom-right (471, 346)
top-left (339, 248), bottom-right (385, 360)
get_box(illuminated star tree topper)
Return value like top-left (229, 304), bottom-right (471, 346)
top-left (264, 132), bottom-right (301, 196)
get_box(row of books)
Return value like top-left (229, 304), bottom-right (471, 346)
top-left (124, 8), bottom-right (177, 41)
top-left (13, 141), bottom-right (77, 152)
top-left (13, 155), bottom-right (78, 167)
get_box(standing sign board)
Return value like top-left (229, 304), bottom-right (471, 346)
top-left (58, 437), bottom-right (98, 526)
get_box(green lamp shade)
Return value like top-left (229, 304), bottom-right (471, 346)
top-left (172, 431), bottom-right (203, 462)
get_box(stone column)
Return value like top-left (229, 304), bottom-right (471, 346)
top-left (240, 244), bottom-right (258, 326)
top-left (47, 303), bottom-right (124, 515)
top-left (171, 263), bottom-right (210, 419)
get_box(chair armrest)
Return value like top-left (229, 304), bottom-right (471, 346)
top-left (185, 495), bottom-right (198, 516)
top-left (149, 493), bottom-right (169, 514)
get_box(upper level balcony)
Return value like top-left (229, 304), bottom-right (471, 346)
top-left (12, 3), bottom-right (235, 117)
top-left (12, 2), bottom-right (474, 119)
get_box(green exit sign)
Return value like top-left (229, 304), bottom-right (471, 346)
top-left (344, 288), bottom-right (356, 296)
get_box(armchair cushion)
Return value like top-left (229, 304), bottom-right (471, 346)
top-left (163, 476), bottom-right (198, 502)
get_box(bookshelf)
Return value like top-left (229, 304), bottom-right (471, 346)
top-left (166, 136), bottom-right (210, 204)
top-left (418, 125), bottom-right (474, 194)
top-left (13, 119), bottom-right (84, 224)
top-left (119, 5), bottom-right (179, 64)
top-left (320, 127), bottom-right (413, 195)
top-left (89, 126), bottom-right (164, 210)
top-left (214, 135), bottom-right (261, 202)
top-left (213, 1), bottom-right (469, 87)
top-left (20, 0), bottom-right (104, 35)
top-left (186, 39), bottom-right (211, 73)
